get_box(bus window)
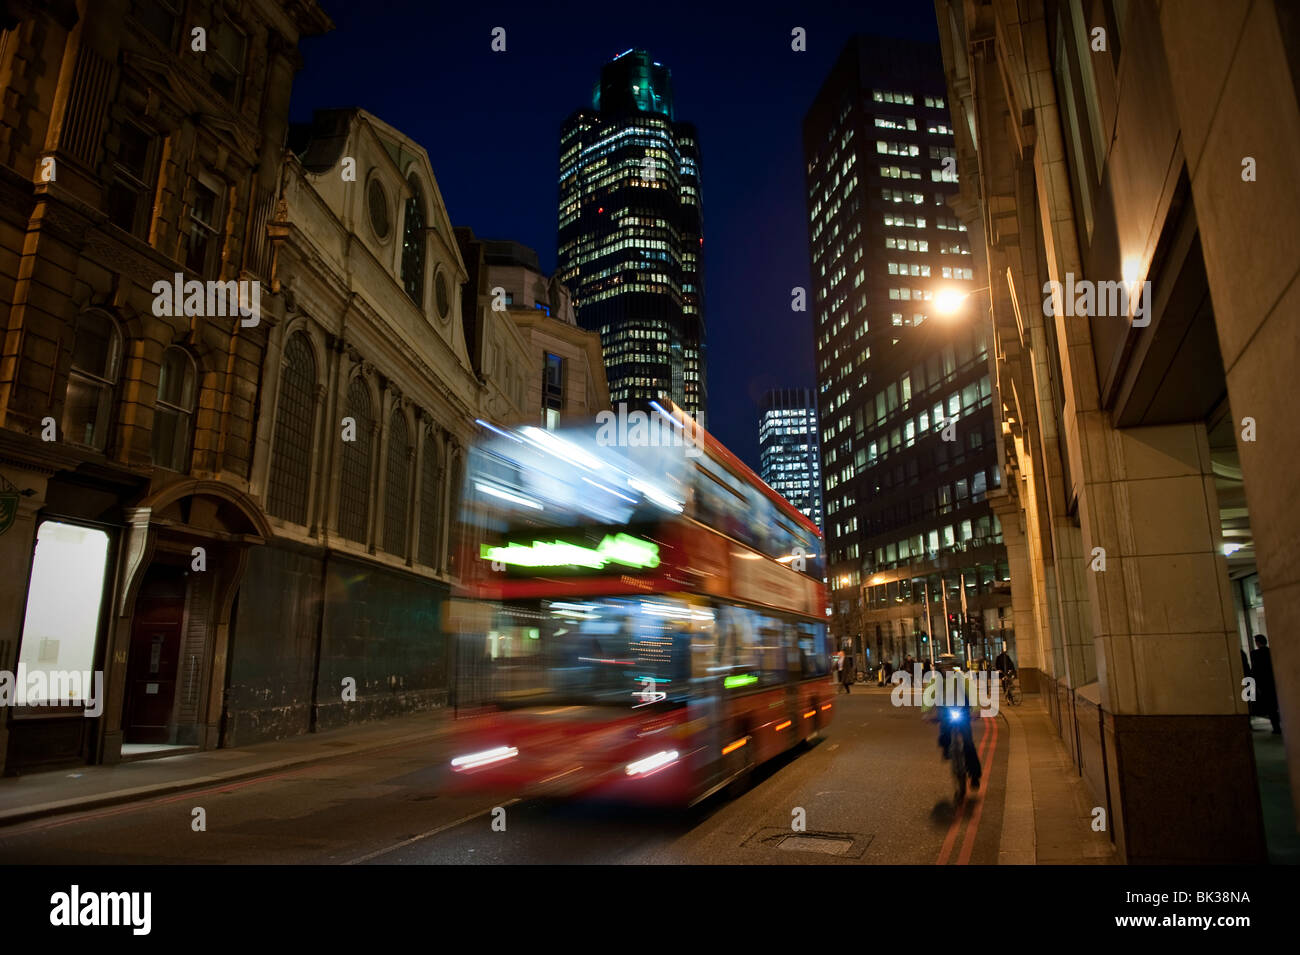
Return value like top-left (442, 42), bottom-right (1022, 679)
top-left (717, 605), bottom-right (787, 688)
top-left (690, 602), bottom-right (718, 680)
top-left (713, 604), bottom-right (755, 677)
top-left (784, 618), bottom-right (805, 677)
top-left (798, 621), bottom-right (830, 678)
top-left (754, 611), bottom-right (788, 687)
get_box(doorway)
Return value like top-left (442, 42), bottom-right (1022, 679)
top-left (122, 563), bottom-right (186, 744)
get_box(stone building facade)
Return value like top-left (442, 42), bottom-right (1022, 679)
top-left (0, 3), bottom-right (556, 771)
top-left (934, 0), bottom-right (1299, 861)
top-left (0, 0), bottom-right (330, 773)
top-left (222, 107), bottom-right (504, 744)
top-left (456, 232), bottom-right (609, 429)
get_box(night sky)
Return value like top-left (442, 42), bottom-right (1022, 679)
top-left (289, 0), bottom-right (942, 471)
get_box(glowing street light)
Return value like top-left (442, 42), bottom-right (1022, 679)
top-left (934, 285), bottom-right (991, 317)
top-left (934, 288), bottom-right (969, 315)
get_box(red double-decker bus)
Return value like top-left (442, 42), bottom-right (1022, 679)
top-left (445, 401), bottom-right (832, 806)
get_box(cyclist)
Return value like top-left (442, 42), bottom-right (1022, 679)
top-left (923, 657), bottom-right (982, 791)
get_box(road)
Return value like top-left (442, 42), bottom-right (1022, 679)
top-left (0, 687), bottom-right (1006, 864)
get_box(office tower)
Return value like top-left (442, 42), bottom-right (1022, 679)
top-left (759, 388), bottom-right (824, 530)
top-left (803, 35), bottom-right (1010, 666)
top-left (557, 49), bottom-right (707, 425)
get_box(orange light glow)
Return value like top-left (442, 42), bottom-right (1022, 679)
top-left (722, 737), bottom-right (749, 755)
top-left (775, 720), bottom-right (792, 731)
top-left (803, 710), bottom-right (816, 719)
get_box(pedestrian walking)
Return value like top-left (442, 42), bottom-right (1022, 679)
top-left (1250, 634), bottom-right (1282, 734)
top-left (840, 653), bottom-right (855, 694)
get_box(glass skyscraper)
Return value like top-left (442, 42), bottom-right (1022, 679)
top-left (557, 49), bottom-right (706, 424)
top-left (759, 388), bottom-right (824, 531)
top-left (803, 35), bottom-right (1010, 667)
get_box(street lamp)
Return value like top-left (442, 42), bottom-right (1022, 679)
top-left (933, 284), bottom-right (990, 317)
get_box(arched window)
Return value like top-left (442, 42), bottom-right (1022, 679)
top-left (267, 333), bottom-right (317, 523)
top-left (337, 376), bottom-right (373, 543)
top-left (383, 408), bottom-right (410, 557)
top-left (62, 310), bottom-right (122, 451)
top-left (152, 346), bottom-right (196, 471)
top-left (418, 428), bottom-right (441, 568)
top-left (401, 175), bottom-right (426, 305)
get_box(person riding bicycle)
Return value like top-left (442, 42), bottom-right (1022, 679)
top-left (922, 656), bottom-right (982, 791)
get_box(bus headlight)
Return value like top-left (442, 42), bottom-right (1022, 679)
top-left (625, 750), bottom-right (679, 777)
top-left (451, 745), bottom-right (519, 771)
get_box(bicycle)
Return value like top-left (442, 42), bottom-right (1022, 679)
top-left (945, 706), bottom-right (969, 803)
top-left (1000, 670), bottom-right (1020, 706)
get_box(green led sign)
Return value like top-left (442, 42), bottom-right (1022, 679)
top-left (724, 674), bottom-right (758, 689)
top-left (481, 533), bottom-right (660, 571)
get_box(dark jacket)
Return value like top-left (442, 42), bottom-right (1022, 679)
top-left (1251, 647), bottom-right (1277, 711)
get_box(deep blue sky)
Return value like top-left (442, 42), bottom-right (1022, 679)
top-left (289, 1), bottom-right (942, 470)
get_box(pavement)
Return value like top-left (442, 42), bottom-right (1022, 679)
top-left (998, 693), bottom-right (1117, 864)
top-left (0, 686), bottom-right (1120, 863)
top-left (0, 710), bottom-right (457, 828)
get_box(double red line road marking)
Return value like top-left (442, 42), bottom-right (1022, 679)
top-left (935, 714), bottom-right (999, 865)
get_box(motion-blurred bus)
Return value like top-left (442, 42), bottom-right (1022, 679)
top-left (444, 401), bottom-right (832, 806)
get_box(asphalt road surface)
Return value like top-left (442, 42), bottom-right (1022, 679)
top-left (0, 687), bottom-right (1006, 864)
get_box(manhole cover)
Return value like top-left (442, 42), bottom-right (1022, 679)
top-left (776, 834), bottom-right (854, 855)
top-left (741, 827), bottom-right (872, 858)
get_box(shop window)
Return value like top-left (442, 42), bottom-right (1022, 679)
top-left (17, 522), bottom-right (110, 705)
